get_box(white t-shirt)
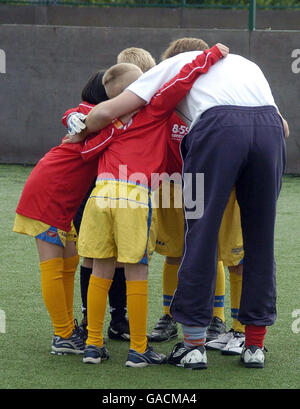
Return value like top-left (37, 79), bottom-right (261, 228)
top-left (127, 52), bottom-right (277, 128)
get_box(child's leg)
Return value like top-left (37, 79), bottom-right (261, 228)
top-left (213, 261), bottom-right (226, 323)
top-left (80, 258), bottom-right (128, 341)
top-left (228, 264), bottom-right (245, 333)
top-left (148, 256), bottom-right (179, 343)
top-left (125, 263), bottom-right (167, 368)
top-left (36, 237), bottom-right (64, 262)
top-left (86, 258), bottom-right (115, 347)
top-left (36, 239), bottom-right (73, 338)
top-left (107, 263), bottom-right (129, 341)
top-left (73, 179), bottom-right (96, 321)
top-left (125, 263), bottom-right (148, 354)
top-left (62, 240), bottom-right (79, 329)
top-left (162, 257), bottom-right (180, 316)
top-left (206, 261), bottom-right (226, 342)
top-left (80, 259), bottom-right (127, 325)
top-left (108, 264), bottom-right (127, 323)
top-left (80, 257), bottom-right (93, 321)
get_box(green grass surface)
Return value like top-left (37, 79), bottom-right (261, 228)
top-left (0, 165), bottom-right (299, 390)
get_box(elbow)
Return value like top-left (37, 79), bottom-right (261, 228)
top-left (98, 107), bottom-right (114, 125)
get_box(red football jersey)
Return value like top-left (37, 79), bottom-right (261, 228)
top-left (81, 47), bottom-right (222, 189)
top-left (16, 102), bottom-right (99, 232)
top-left (166, 116), bottom-right (189, 175)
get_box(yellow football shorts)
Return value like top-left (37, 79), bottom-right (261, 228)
top-left (78, 180), bottom-right (158, 264)
top-left (155, 181), bottom-right (184, 258)
top-left (218, 188), bottom-right (244, 267)
top-left (13, 213), bottom-right (77, 247)
top-left (154, 182), bottom-right (244, 265)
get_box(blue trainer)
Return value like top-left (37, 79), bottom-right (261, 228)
top-left (83, 345), bottom-right (110, 364)
top-left (125, 345), bottom-right (167, 368)
top-left (51, 327), bottom-right (85, 355)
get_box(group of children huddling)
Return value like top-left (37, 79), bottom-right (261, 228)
top-left (14, 39), bottom-right (248, 368)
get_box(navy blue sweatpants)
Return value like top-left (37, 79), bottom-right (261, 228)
top-left (170, 106), bottom-right (286, 327)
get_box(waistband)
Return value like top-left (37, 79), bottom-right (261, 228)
top-left (201, 105), bottom-right (278, 118)
top-left (96, 178), bottom-right (152, 192)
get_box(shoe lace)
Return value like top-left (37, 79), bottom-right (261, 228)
top-left (146, 345), bottom-right (154, 353)
top-left (73, 319), bottom-right (87, 340)
top-left (153, 314), bottom-right (172, 330)
top-left (233, 331), bottom-right (245, 338)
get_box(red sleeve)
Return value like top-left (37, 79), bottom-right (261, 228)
top-left (149, 45), bottom-right (223, 118)
top-left (61, 107), bottom-right (80, 128)
top-left (61, 102), bottom-right (95, 128)
top-left (80, 126), bottom-right (116, 161)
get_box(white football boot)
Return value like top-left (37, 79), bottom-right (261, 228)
top-left (221, 331), bottom-right (245, 355)
top-left (241, 345), bottom-right (266, 368)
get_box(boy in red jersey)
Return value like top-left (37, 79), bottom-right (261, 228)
top-left (67, 44), bottom-right (228, 367)
top-left (13, 71), bottom-right (115, 355)
top-left (68, 48), bottom-right (157, 343)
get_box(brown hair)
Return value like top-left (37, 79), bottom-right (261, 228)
top-left (102, 63), bottom-right (143, 99)
top-left (117, 47), bottom-right (156, 72)
top-left (161, 37), bottom-right (209, 60)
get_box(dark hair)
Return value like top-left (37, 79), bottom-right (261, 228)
top-left (81, 71), bottom-right (108, 104)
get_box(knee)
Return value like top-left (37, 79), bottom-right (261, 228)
top-left (165, 256), bottom-right (182, 265)
top-left (82, 257), bottom-right (93, 269)
top-left (228, 264), bottom-right (243, 275)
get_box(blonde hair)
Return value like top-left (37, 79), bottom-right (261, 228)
top-left (117, 47), bottom-right (156, 73)
top-left (102, 63), bottom-right (143, 99)
top-left (161, 37), bottom-right (209, 61)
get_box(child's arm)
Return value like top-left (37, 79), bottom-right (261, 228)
top-left (149, 44), bottom-right (227, 118)
top-left (62, 107), bottom-right (80, 128)
top-left (80, 45), bottom-right (227, 137)
top-left (81, 91), bottom-right (146, 138)
top-left (61, 102), bottom-right (94, 135)
top-left (80, 126), bottom-right (116, 161)
top-left (62, 107), bottom-right (86, 136)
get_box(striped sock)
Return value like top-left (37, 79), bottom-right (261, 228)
top-left (213, 261), bottom-right (225, 322)
top-left (182, 324), bottom-right (207, 349)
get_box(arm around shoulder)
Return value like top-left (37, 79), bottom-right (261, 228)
top-left (84, 90), bottom-right (146, 135)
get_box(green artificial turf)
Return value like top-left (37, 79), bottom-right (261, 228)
top-left (0, 165), bottom-right (299, 390)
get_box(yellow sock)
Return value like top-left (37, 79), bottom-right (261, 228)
top-left (230, 270), bottom-right (245, 333)
top-left (40, 257), bottom-right (73, 338)
top-left (126, 280), bottom-right (148, 354)
top-left (213, 261), bottom-right (225, 322)
top-left (62, 254), bottom-right (79, 329)
top-left (86, 275), bottom-right (112, 347)
top-left (162, 261), bottom-right (179, 316)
